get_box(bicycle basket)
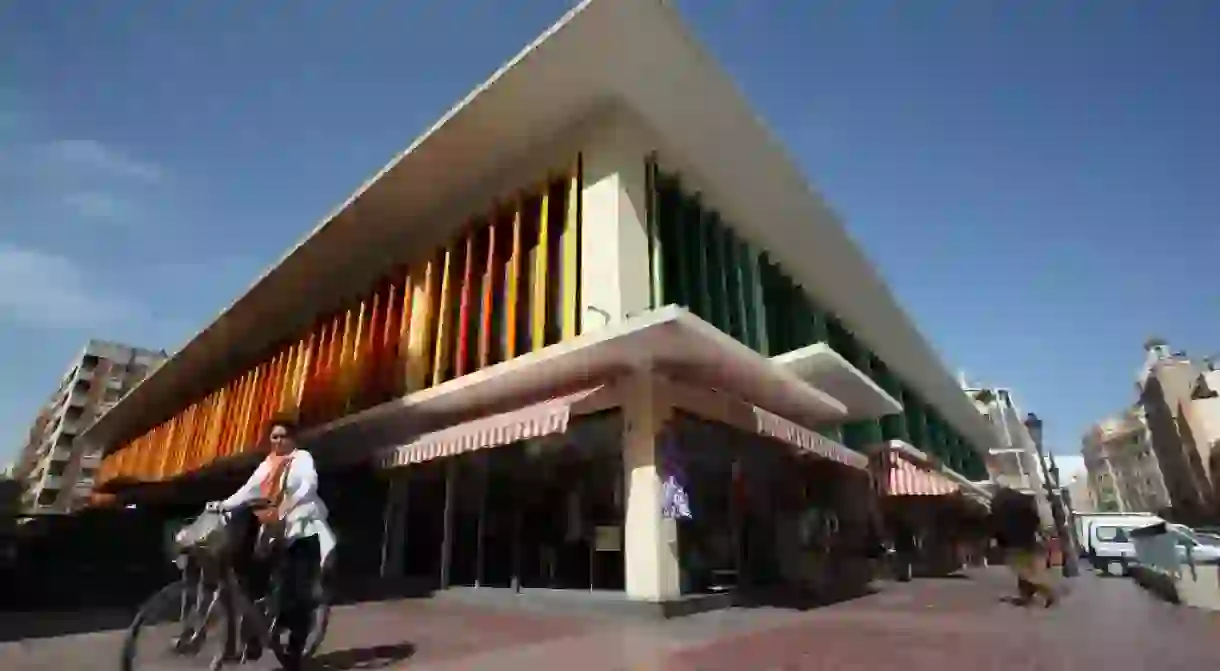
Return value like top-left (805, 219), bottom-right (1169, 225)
top-left (172, 510), bottom-right (234, 556)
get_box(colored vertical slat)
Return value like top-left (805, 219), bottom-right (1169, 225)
top-left (358, 287), bottom-right (382, 410)
top-left (531, 188), bottom-right (550, 351)
top-left (405, 259), bottom-right (437, 392)
top-left (294, 334), bottom-right (315, 412)
top-left (432, 244), bottom-right (457, 386)
top-left (562, 159), bottom-right (581, 339)
top-left (733, 238), bottom-right (755, 351)
top-left (343, 300), bottom-right (365, 414)
top-left (301, 321), bottom-right (327, 425)
top-left (377, 275), bottom-right (402, 403)
top-left (645, 155), bottom-right (663, 310)
top-left (721, 223), bottom-right (744, 345)
top-left (241, 366), bottom-right (265, 452)
top-left (322, 313), bottom-right (345, 420)
top-left (741, 242), bottom-right (761, 356)
top-left (705, 211), bottom-right (729, 336)
top-left (274, 345), bottom-right (293, 413)
top-left (504, 200), bottom-right (522, 360)
top-left (334, 306), bottom-right (354, 415)
top-left (279, 341), bottom-right (299, 413)
top-left (666, 176), bottom-right (692, 309)
top-left (686, 193), bottom-right (709, 320)
top-left (455, 230), bottom-right (477, 377)
top-left (221, 374), bottom-right (247, 456)
top-left (478, 216), bottom-right (498, 368)
top-left (205, 388), bottom-right (229, 462)
top-left (393, 268), bottom-right (414, 398)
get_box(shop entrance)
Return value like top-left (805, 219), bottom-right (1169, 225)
top-left (388, 412), bottom-right (625, 594)
top-left (669, 413), bottom-right (870, 597)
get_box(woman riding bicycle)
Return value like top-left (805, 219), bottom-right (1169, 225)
top-left (213, 415), bottom-right (336, 671)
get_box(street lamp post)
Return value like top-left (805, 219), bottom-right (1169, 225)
top-left (1023, 412), bottom-right (1079, 578)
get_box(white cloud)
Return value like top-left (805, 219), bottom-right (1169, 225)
top-left (0, 243), bottom-right (143, 330)
top-left (61, 190), bottom-right (139, 222)
top-left (37, 139), bottom-right (163, 183)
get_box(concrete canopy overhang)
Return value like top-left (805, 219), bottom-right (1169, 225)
top-left (771, 344), bottom-right (902, 421)
top-left (83, 0), bottom-right (994, 458)
top-left (315, 306), bottom-right (848, 450)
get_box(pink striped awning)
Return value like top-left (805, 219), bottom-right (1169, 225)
top-left (878, 449), bottom-right (960, 497)
top-left (752, 406), bottom-right (870, 471)
top-left (380, 387), bottom-right (603, 469)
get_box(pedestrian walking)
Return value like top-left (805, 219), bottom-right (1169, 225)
top-left (991, 488), bottom-right (1057, 608)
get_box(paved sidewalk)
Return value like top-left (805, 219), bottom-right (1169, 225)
top-left (3, 568), bottom-right (1217, 670)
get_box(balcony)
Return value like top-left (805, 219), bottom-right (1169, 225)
top-left (66, 389), bottom-right (89, 408)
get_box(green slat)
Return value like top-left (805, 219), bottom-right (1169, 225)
top-left (705, 211), bottom-right (730, 336)
top-left (658, 174), bottom-right (688, 308)
top-left (686, 193), bottom-right (710, 320)
top-left (721, 224), bottom-right (745, 344)
top-left (746, 246), bottom-right (768, 355)
top-left (736, 239), bottom-right (758, 352)
top-left (645, 157), bottom-right (664, 310)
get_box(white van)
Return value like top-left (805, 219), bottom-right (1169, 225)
top-left (1085, 516), bottom-right (1220, 576)
top-left (1083, 515), bottom-right (1162, 576)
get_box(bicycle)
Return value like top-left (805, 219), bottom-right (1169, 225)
top-left (120, 499), bottom-right (330, 670)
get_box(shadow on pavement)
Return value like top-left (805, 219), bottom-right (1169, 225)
top-left (0, 609), bottom-right (134, 643)
top-left (309, 642), bottom-right (416, 670)
top-left (733, 585), bottom-right (881, 611)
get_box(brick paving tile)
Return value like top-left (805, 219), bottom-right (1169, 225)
top-left (3, 568), bottom-right (1218, 670)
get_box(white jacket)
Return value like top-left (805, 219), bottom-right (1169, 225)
top-left (222, 449), bottom-right (337, 567)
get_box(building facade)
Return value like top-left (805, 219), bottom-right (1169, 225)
top-left (965, 385), bottom-right (1053, 525)
top-left (1137, 341), bottom-right (1213, 521)
top-left (1081, 407), bottom-right (1169, 514)
top-left (1182, 367), bottom-right (1220, 518)
top-left (14, 340), bottom-right (166, 513)
top-left (82, 0), bottom-right (996, 604)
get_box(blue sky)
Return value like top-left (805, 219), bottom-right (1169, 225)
top-left (1, 0), bottom-right (1217, 469)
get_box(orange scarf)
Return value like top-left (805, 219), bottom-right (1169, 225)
top-left (259, 452), bottom-right (293, 509)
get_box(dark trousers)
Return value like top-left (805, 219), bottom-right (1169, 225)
top-left (245, 535), bottom-right (320, 669)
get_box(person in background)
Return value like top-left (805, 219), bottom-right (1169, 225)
top-left (891, 516), bottom-right (918, 582)
top-left (992, 490), bottom-right (1056, 608)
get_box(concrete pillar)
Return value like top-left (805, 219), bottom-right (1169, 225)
top-left (579, 109), bottom-right (654, 332)
top-left (621, 372), bottom-right (680, 601)
top-left (380, 476), bottom-right (408, 579)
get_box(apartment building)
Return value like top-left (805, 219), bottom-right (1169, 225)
top-left (1137, 341), bottom-right (1213, 521)
top-left (1081, 407), bottom-right (1169, 513)
top-left (14, 340), bottom-right (166, 513)
top-left (1182, 367), bottom-right (1220, 516)
top-left (965, 384), bottom-right (1053, 525)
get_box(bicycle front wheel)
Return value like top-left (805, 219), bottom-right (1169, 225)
top-left (121, 579), bottom-right (233, 671)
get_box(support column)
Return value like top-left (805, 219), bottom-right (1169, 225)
top-left (379, 476), bottom-right (409, 579)
top-left (621, 372), bottom-right (680, 601)
top-left (580, 108), bottom-right (658, 331)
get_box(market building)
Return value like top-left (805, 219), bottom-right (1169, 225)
top-left (82, 0), bottom-right (996, 609)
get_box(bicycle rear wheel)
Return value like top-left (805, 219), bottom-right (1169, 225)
top-left (121, 579), bottom-right (232, 671)
top-left (304, 590), bottom-right (331, 658)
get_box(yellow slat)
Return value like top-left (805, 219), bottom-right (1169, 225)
top-left (532, 190), bottom-right (550, 351)
top-left (406, 258), bottom-right (437, 392)
top-left (432, 244), bottom-right (455, 386)
top-left (505, 200), bottom-right (522, 360)
top-left (562, 157), bottom-right (581, 339)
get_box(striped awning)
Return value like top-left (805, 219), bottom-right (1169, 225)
top-left (752, 406), bottom-right (870, 471)
top-left (878, 449), bottom-right (960, 497)
top-left (379, 386), bottom-right (603, 469)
